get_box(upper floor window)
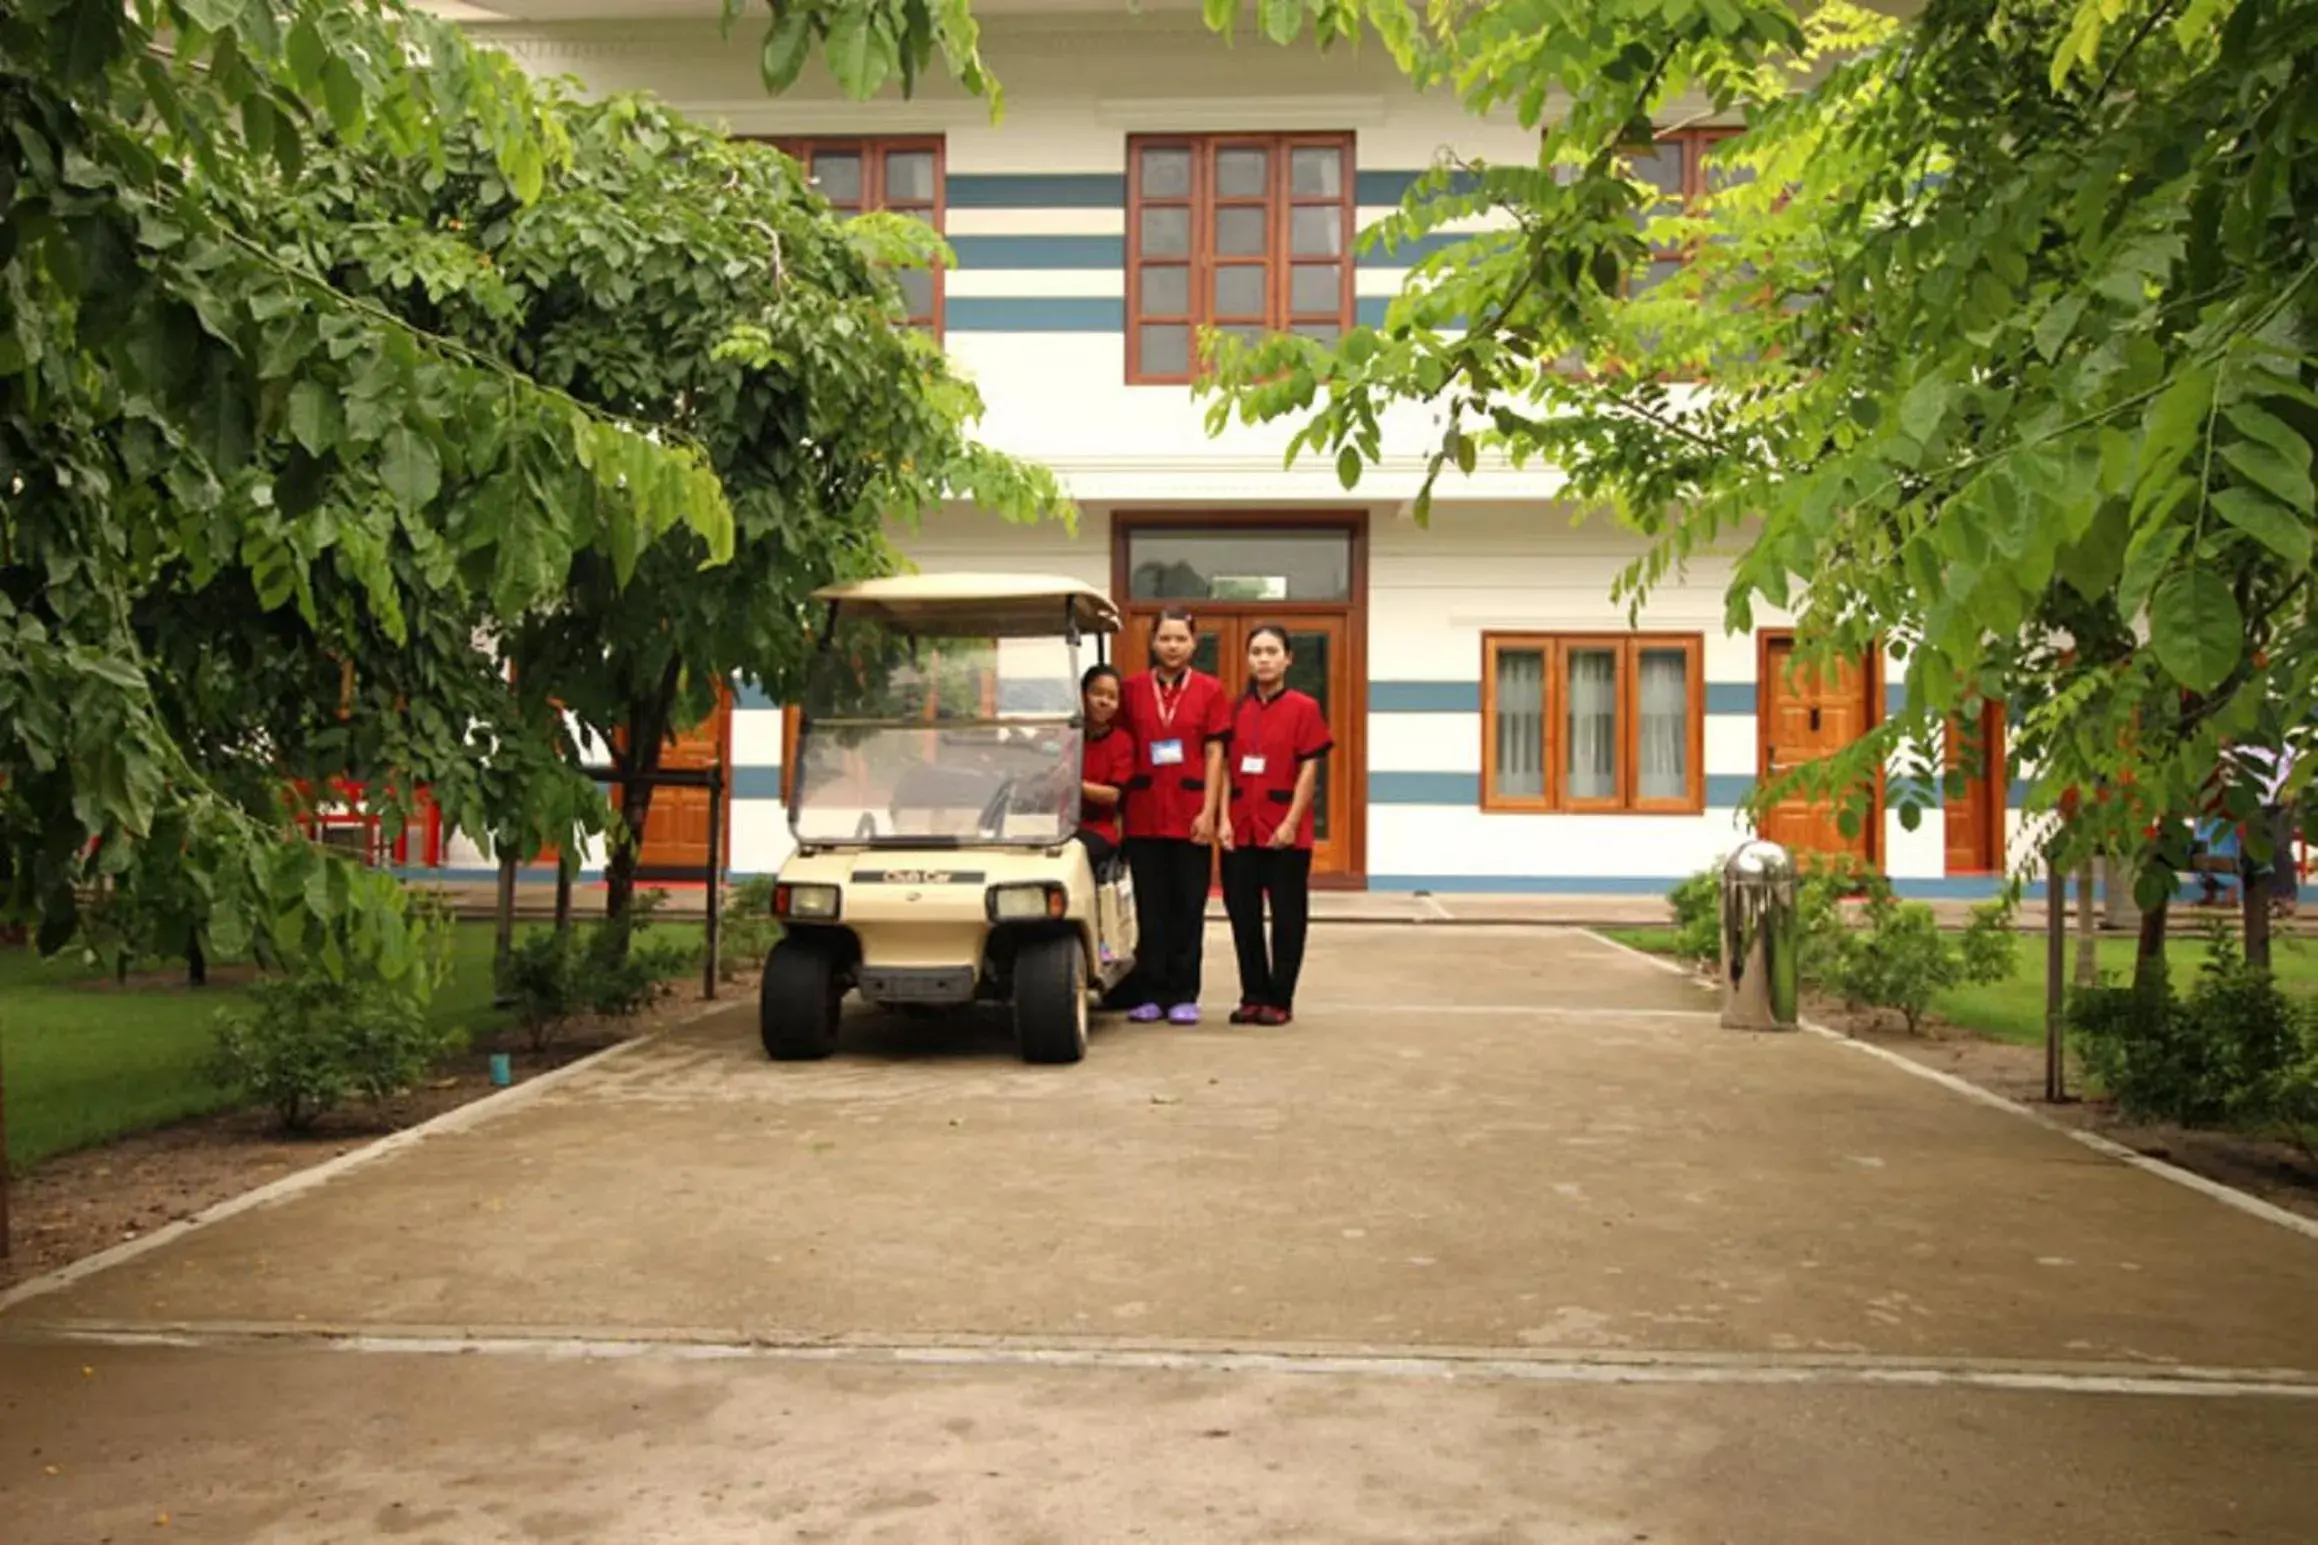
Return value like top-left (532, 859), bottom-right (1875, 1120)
top-left (766, 136), bottom-right (945, 334)
top-left (1482, 633), bottom-right (1705, 814)
top-left (1126, 133), bottom-right (1355, 384)
top-left (1623, 127), bottom-right (1744, 292)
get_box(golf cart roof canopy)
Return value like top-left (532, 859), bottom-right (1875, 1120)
top-left (811, 573), bottom-right (1122, 638)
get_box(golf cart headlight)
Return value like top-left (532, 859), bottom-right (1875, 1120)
top-left (773, 883), bottom-right (840, 921)
top-left (987, 883), bottom-right (1065, 922)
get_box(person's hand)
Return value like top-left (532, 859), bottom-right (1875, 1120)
top-left (1267, 823), bottom-right (1297, 850)
top-left (1219, 815), bottom-right (1235, 851)
top-left (1190, 809), bottom-right (1215, 846)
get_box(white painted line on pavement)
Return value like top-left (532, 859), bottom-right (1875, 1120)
top-left (1578, 928), bottom-right (2318, 1246)
top-left (28, 1323), bottom-right (2318, 1400)
top-left (1289, 1003), bottom-right (1719, 1020)
top-left (0, 998), bottom-right (733, 1316)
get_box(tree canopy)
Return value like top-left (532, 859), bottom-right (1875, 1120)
top-left (734, 0), bottom-right (2318, 922)
top-left (305, 88), bottom-right (1066, 917)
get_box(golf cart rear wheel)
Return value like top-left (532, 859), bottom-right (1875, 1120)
top-left (1014, 936), bottom-right (1088, 1065)
top-left (761, 939), bottom-right (841, 1061)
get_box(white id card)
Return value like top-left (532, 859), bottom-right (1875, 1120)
top-left (1149, 738), bottom-right (1186, 767)
top-left (1239, 754), bottom-right (1268, 776)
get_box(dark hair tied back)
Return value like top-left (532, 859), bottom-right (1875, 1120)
top-left (1247, 623), bottom-right (1292, 655)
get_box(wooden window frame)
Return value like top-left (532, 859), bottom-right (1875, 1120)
top-left (756, 135), bottom-right (947, 338)
top-left (1126, 131), bottom-right (1356, 385)
top-left (1480, 633), bottom-right (1706, 815)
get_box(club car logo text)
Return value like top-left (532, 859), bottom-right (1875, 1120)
top-left (851, 868), bottom-right (986, 886)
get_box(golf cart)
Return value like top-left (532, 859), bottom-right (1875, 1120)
top-left (758, 573), bottom-right (1138, 1064)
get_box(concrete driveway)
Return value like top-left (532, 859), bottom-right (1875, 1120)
top-left (5, 924), bottom-right (2318, 1543)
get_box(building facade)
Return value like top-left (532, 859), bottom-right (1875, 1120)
top-left (426, 6), bottom-right (2021, 898)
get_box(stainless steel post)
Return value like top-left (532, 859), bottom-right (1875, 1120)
top-left (1720, 840), bottom-right (1799, 1030)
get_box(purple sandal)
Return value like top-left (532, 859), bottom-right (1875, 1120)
top-left (1167, 1003), bottom-right (1201, 1025)
top-left (1127, 1003), bottom-right (1163, 1023)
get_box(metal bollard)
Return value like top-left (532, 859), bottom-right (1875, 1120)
top-left (1720, 839), bottom-right (1799, 1030)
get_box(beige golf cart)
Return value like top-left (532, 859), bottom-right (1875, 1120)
top-left (759, 573), bottom-right (1139, 1064)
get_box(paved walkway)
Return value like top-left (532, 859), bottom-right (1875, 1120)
top-left (4, 926), bottom-right (2317, 1541)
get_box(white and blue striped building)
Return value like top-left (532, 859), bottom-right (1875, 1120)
top-left (427, 5), bottom-right (2024, 899)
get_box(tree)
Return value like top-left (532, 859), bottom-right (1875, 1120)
top-left (3, 0), bottom-right (737, 978)
top-left (303, 90), bottom-right (1069, 930)
top-left (724, 0), bottom-right (2317, 987)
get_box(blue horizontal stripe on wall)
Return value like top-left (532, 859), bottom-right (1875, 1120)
top-left (947, 173), bottom-right (1125, 209)
top-left (730, 767), bottom-right (785, 800)
top-left (1371, 873), bottom-right (2042, 902)
top-left (1356, 169), bottom-right (1483, 206)
top-left (949, 296), bottom-right (1124, 332)
top-left (1369, 681), bottom-right (1479, 713)
top-left (733, 680), bottom-right (778, 711)
top-left (1705, 682), bottom-right (1755, 715)
top-left (1885, 683), bottom-right (1908, 716)
top-left (950, 234), bottom-right (1123, 270)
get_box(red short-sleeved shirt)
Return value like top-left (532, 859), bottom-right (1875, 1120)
top-left (1226, 686), bottom-right (1332, 850)
top-left (1079, 725), bottom-right (1135, 844)
top-left (1120, 668), bottom-right (1231, 841)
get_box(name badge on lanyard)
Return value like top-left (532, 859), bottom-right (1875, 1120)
top-left (1149, 676), bottom-right (1190, 768)
top-left (1239, 754), bottom-right (1267, 776)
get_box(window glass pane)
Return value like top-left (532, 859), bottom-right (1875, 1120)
top-left (1492, 649), bottom-right (1546, 800)
top-left (1564, 647), bottom-right (1619, 800)
top-left (1140, 146), bottom-right (1193, 199)
top-left (1637, 648), bottom-right (1691, 801)
top-left (1139, 205), bottom-right (1192, 257)
top-left (811, 150), bottom-right (864, 205)
top-left (883, 150), bottom-right (937, 204)
top-left (892, 266), bottom-right (935, 320)
top-left (1137, 324), bottom-right (1191, 378)
top-left (1138, 265), bottom-right (1189, 316)
top-left (1211, 265), bottom-right (1268, 318)
top-left (1291, 323), bottom-right (1341, 346)
top-left (1703, 149), bottom-right (1754, 193)
top-left (1216, 323), bottom-right (1266, 353)
top-left (1290, 147), bottom-right (1343, 198)
top-left (1126, 529), bottom-right (1353, 602)
top-left (1635, 257), bottom-right (1684, 293)
top-left (1214, 206), bottom-right (1267, 257)
top-left (1290, 263), bottom-right (1341, 315)
top-left (1290, 206), bottom-right (1343, 257)
top-left (1215, 147), bottom-right (1269, 198)
top-left (1625, 141), bottom-right (1684, 197)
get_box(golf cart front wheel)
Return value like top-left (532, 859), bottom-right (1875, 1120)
top-left (1014, 936), bottom-right (1089, 1065)
top-left (761, 939), bottom-right (842, 1061)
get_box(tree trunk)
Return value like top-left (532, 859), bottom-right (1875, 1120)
top-left (186, 934), bottom-right (206, 988)
top-left (2073, 859), bottom-right (2099, 988)
top-left (603, 662), bottom-right (682, 940)
top-left (2133, 877), bottom-right (2170, 995)
top-left (2243, 840), bottom-right (2272, 973)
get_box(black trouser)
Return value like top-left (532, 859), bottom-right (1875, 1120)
top-left (1222, 846), bottom-right (1313, 1010)
top-left (1073, 828), bottom-right (1118, 875)
top-left (1125, 837), bottom-right (1212, 1005)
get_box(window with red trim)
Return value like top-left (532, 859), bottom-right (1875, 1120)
top-left (1622, 126), bottom-right (1746, 293)
top-left (762, 136), bottom-right (945, 335)
top-left (1126, 133), bottom-right (1355, 384)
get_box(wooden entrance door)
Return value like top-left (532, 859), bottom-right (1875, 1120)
top-left (1756, 635), bottom-right (1879, 864)
top-left (1118, 614), bottom-right (1357, 879)
top-left (1944, 699), bottom-right (2006, 875)
top-left (631, 688), bottom-right (731, 880)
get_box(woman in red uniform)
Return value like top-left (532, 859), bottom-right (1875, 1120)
top-left (1120, 607), bottom-right (1230, 1024)
top-left (1220, 624), bottom-right (1331, 1026)
top-left (1075, 664), bottom-right (1133, 871)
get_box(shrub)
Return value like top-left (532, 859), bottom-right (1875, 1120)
top-left (209, 971), bottom-right (464, 1134)
top-left (503, 928), bottom-right (588, 1052)
top-left (1830, 890), bottom-right (2017, 1035)
top-left (1667, 868), bottom-right (1721, 962)
top-left (719, 875), bottom-right (781, 981)
top-left (498, 903), bottom-right (703, 1051)
top-left (2069, 933), bottom-right (2316, 1129)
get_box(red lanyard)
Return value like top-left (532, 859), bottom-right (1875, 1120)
top-left (1152, 673), bottom-right (1186, 734)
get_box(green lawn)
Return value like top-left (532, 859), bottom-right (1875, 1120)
top-left (1, 919), bottom-right (703, 1172)
top-left (1597, 925), bottom-right (2318, 1048)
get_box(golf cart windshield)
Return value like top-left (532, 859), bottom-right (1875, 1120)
top-left (791, 627), bottom-right (1083, 847)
